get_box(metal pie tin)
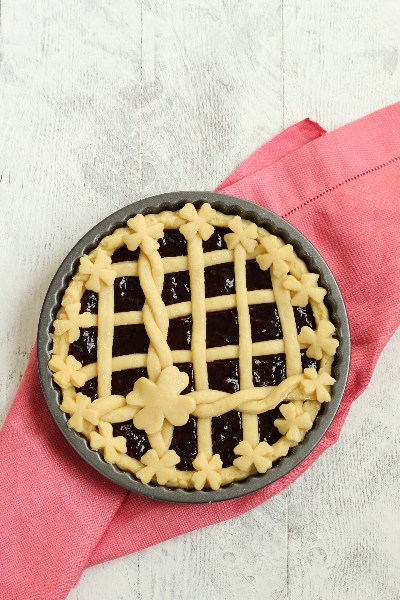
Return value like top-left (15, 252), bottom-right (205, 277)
top-left (37, 191), bottom-right (351, 504)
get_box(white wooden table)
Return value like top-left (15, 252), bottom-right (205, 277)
top-left (2, 2), bottom-right (400, 598)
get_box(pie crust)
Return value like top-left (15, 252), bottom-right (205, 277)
top-left (49, 203), bottom-right (338, 490)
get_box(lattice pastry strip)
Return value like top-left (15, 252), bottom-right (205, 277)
top-left (179, 204), bottom-right (215, 461)
top-left (226, 217), bottom-right (259, 449)
top-left (50, 204), bottom-right (339, 490)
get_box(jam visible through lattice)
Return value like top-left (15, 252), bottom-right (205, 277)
top-left (70, 227), bottom-right (319, 470)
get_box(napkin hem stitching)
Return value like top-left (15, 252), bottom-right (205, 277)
top-left (283, 155), bottom-right (400, 218)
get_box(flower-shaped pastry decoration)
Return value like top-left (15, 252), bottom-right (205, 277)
top-left (126, 366), bottom-right (195, 435)
top-left (256, 235), bottom-right (294, 278)
top-left (282, 273), bottom-right (327, 307)
top-left (274, 401), bottom-right (313, 443)
top-left (233, 440), bottom-right (273, 474)
top-left (78, 249), bottom-right (117, 293)
top-left (298, 320), bottom-right (339, 360)
top-left (60, 392), bottom-right (100, 432)
top-left (123, 214), bottom-right (164, 255)
top-left (48, 355), bottom-right (88, 389)
top-left (300, 368), bottom-right (336, 402)
top-left (136, 449), bottom-right (180, 485)
top-left (53, 303), bottom-right (94, 343)
top-left (224, 215), bottom-right (258, 253)
top-left (89, 421), bottom-right (127, 464)
top-left (192, 453), bottom-right (223, 490)
top-left (178, 203), bottom-right (216, 241)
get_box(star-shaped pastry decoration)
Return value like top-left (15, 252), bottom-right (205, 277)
top-left (178, 203), bottom-right (216, 241)
top-left (256, 235), bottom-right (294, 278)
top-left (224, 215), bottom-right (258, 253)
top-left (282, 273), bottom-right (327, 307)
top-left (89, 421), bottom-right (127, 464)
top-left (298, 320), bottom-right (339, 360)
top-left (126, 366), bottom-right (195, 435)
top-left (274, 401), bottom-right (313, 443)
top-left (300, 367), bottom-right (336, 402)
top-left (48, 354), bottom-right (88, 389)
top-left (60, 392), bottom-right (100, 432)
top-left (78, 249), bottom-right (117, 293)
top-left (53, 303), bottom-right (94, 343)
top-left (233, 440), bottom-right (273, 473)
top-left (192, 453), bottom-right (223, 490)
top-left (123, 214), bottom-right (164, 255)
top-left (136, 449), bottom-right (180, 485)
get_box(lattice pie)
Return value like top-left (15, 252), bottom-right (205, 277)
top-left (49, 203), bottom-right (339, 490)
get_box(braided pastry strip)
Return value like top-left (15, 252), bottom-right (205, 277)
top-left (138, 250), bottom-right (172, 381)
top-left (192, 375), bottom-right (304, 417)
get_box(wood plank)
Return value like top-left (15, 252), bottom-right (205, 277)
top-left (283, 2), bottom-right (400, 597)
top-left (282, 0), bottom-right (400, 130)
top-left (0, 0), bottom-right (141, 422)
top-left (287, 330), bottom-right (400, 598)
top-left (68, 494), bottom-right (289, 600)
top-left (140, 0), bottom-right (283, 196)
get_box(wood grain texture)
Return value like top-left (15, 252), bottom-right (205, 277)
top-left (287, 330), bottom-right (400, 600)
top-left (139, 0), bottom-right (283, 197)
top-left (282, 0), bottom-right (400, 130)
top-left (0, 0), bottom-right (141, 422)
top-left (68, 493), bottom-right (288, 600)
top-left (1, 0), bottom-right (400, 598)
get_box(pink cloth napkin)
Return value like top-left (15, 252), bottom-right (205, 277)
top-left (2, 104), bottom-right (400, 600)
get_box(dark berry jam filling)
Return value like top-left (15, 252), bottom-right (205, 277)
top-left (168, 363), bottom-right (197, 470)
top-left (205, 263), bottom-right (235, 297)
top-left (246, 259), bottom-right (272, 290)
top-left (162, 271), bottom-right (191, 305)
top-left (301, 349), bottom-right (320, 372)
top-left (111, 368), bottom-right (148, 397)
top-left (158, 230), bottom-right (188, 257)
top-left (253, 353), bottom-right (286, 387)
top-left (112, 245), bottom-right (139, 263)
top-left (112, 324), bottom-right (149, 356)
top-left (80, 290), bottom-right (98, 314)
top-left (249, 303), bottom-right (282, 341)
top-left (207, 359), bottom-right (240, 394)
top-left (111, 369), bottom-right (152, 460)
top-left (79, 377), bottom-right (98, 401)
top-left (259, 403), bottom-right (287, 445)
top-left (167, 316), bottom-right (192, 350)
top-left (114, 277), bottom-right (145, 312)
top-left (69, 226), bottom-right (322, 468)
top-left (170, 416), bottom-right (198, 470)
top-left (206, 309), bottom-right (239, 348)
top-left (112, 421), bottom-right (151, 460)
top-left (293, 304), bottom-right (316, 333)
top-left (212, 411), bottom-right (242, 468)
top-left (202, 227), bottom-right (229, 252)
top-left (69, 327), bottom-right (98, 367)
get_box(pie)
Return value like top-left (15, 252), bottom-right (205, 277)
top-left (49, 202), bottom-right (339, 490)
